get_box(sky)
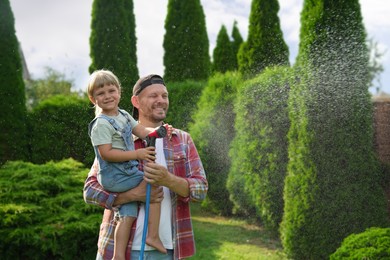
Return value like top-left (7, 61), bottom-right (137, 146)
top-left (9, 0), bottom-right (390, 94)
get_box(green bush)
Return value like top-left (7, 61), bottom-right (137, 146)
top-left (330, 227), bottom-right (390, 259)
top-left (227, 66), bottom-right (292, 234)
top-left (29, 95), bottom-right (95, 166)
top-left (190, 72), bottom-right (240, 216)
top-left (0, 159), bottom-right (102, 259)
top-left (165, 80), bottom-right (205, 131)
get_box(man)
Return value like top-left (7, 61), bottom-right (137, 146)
top-left (84, 74), bottom-right (208, 260)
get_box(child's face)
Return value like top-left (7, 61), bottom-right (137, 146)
top-left (90, 84), bottom-right (121, 115)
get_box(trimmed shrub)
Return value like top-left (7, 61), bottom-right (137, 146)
top-left (0, 159), bottom-right (102, 259)
top-left (227, 66), bottom-right (292, 234)
top-left (29, 95), bottom-right (95, 166)
top-left (165, 80), bottom-right (205, 131)
top-left (190, 72), bottom-right (241, 215)
top-left (330, 227), bottom-right (390, 259)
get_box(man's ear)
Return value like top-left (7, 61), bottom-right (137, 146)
top-left (131, 95), bottom-right (139, 108)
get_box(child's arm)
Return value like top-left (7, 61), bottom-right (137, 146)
top-left (132, 123), bottom-right (154, 139)
top-left (132, 124), bottom-right (173, 140)
top-left (97, 144), bottom-right (155, 163)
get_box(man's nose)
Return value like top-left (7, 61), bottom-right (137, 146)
top-left (157, 95), bottom-right (167, 103)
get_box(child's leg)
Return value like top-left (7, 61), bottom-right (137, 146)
top-left (146, 201), bottom-right (167, 254)
top-left (113, 216), bottom-right (135, 260)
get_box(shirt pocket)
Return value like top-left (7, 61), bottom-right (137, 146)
top-left (173, 149), bottom-right (187, 177)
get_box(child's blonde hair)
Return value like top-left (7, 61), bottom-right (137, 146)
top-left (87, 69), bottom-right (121, 115)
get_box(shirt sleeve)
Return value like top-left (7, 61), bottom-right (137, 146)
top-left (127, 111), bottom-right (139, 129)
top-left (90, 118), bottom-right (115, 146)
top-left (179, 131), bottom-right (208, 202)
top-left (83, 158), bottom-right (117, 209)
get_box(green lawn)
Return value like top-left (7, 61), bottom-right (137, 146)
top-left (190, 204), bottom-right (287, 259)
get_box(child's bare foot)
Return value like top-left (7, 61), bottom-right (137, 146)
top-left (146, 237), bottom-right (167, 254)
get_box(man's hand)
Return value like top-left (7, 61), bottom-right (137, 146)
top-left (143, 162), bottom-right (171, 186)
top-left (143, 162), bottom-right (190, 198)
top-left (113, 180), bottom-right (163, 206)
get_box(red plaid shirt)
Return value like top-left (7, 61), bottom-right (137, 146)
top-left (83, 129), bottom-right (208, 259)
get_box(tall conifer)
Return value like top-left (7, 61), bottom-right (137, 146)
top-left (212, 25), bottom-right (235, 73)
top-left (238, 0), bottom-right (289, 79)
top-left (163, 0), bottom-right (210, 82)
top-left (0, 0), bottom-right (28, 164)
top-left (231, 21), bottom-right (243, 70)
top-left (281, 1), bottom-right (389, 258)
top-left (89, 0), bottom-right (138, 110)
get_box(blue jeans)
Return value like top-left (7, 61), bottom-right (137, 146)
top-left (131, 249), bottom-right (173, 260)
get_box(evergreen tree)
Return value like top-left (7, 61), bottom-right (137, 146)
top-left (163, 0), bottom-right (210, 82)
top-left (237, 0), bottom-right (289, 79)
top-left (89, 0), bottom-right (138, 110)
top-left (212, 25), bottom-right (235, 73)
top-left (231, 21), bottom-right (243, 70)
top-left (281, 1), bottom-right (389, 259)
top-left (0, 0), bottom-right (28, 164)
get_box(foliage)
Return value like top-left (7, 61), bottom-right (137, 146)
top-left (227, 66), bottom-right (292, 235)
top-left (0, 0), bottom-right (28, 164)
top-left (25, 67), bottom-right (76, 110)
top-left (163, 0), bottom-right (210, 82)
top-left (281, 1), bottom-right (389, 259)
top-left (0, 159), bottom-right (102, 259)
top-left (231, 20), bottom-right (244, 71)
top-left (165, 80), bottom-right (205, 131)
top-left (330, 227), bottom-right (390, 259)
top-left (367, 38), bottom-right (386, 94)
top-left (29, 95), bottom-right (95, 166)
top-left (190, 72), bottom-right (240, 216)
top-left (212, 25), bottom-right (236, 73)
top-left (237, 0), bottom-right (289, 79)
top-left (89, 0), bottom-right (138, 111)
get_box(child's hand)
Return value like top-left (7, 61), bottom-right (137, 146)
top-left (163, 124), bottom-right (173, 140)
top-left (136, 147), bottom-right (156, 162)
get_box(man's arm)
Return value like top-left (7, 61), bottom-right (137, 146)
top-left (83, 159), bottom-right (117, 209)
top-left (83, 159), bottom-right (164, 208)
top-left (113, 180), bottom-right (164, 206)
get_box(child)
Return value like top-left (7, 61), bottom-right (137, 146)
top-left (87, 70), bottom-right (167, 260)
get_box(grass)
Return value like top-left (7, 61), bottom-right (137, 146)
top-left (189, 204), bottom-right (287, 260)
